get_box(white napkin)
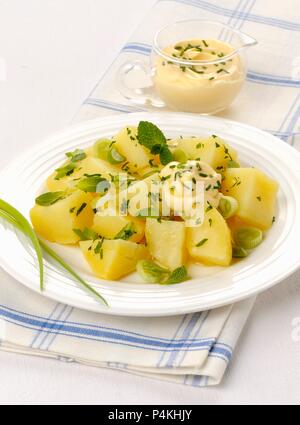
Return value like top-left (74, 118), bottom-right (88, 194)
top-left (0, 0), bottom-right (299, 387)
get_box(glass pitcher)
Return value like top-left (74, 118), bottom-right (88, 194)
top-left (116, 20), bottom-right (257, 114)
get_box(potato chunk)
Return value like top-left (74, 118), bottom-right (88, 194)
top-left (175, 136), bottom-right (238, 170)
top-left (30, 191), bottom-right (93, 244)
top-left (145, 218), bottom-right (186, 269)
top-left (80, 239), bottom-right (149, 280)
top-left (92, 215), bottom-right (145, 242)
top-left (46, 157), bottom-right (120, 192)
top-left (114, 126), bottom-right (153, 173)
top-left (221, 168), bottom-right (278, 230)
top-left (186, 207), bottom-right (232, 266)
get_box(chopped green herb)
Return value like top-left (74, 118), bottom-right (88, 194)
top-left (206, 202), bottom-right (213, 212)
top-left (35, 191), bottom-right (66, 206)
top-left (114, 222), bottom-right (136, 241)
top-left (76, 202), bottom-right (87, 216)
top-left (217, 68), bottom-right (229, 74)
top-left (55, 163), bottom-right (77, 180)
top-left (136, 260), bottom-right (169, 283)
top-left (162, 266), bottom-right (189, 285)
top-left (94, 238), bottom-right (104, 255)
top-left (65, 149), bottom-right (86, 163)
top-left (196, 238), bottom-right (208, 247)
top-left (73, 227), bottom-right (99, 241)
top-left (76, 175), bottom-right (109, 193)
top-left (230, 177), bottom-right (241, 188)
top-left (202, 40), bottom-right (208, 47)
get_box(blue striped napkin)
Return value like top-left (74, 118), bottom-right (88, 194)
top-left (0, 0), bottom-right (299, 387)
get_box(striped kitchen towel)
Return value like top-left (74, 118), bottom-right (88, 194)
top-left (0, 0), bottom-right (299, 387)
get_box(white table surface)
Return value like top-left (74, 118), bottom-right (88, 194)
top-left (0, 0), bottom-right (299, 405)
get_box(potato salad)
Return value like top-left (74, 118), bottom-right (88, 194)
top-left (30, 121), bottom-right (278, 284)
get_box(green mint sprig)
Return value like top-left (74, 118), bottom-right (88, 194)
top-left (137, 121), bottom-right (173, 165)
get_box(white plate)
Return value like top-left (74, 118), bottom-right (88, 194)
top-left (0, 112), bottom-right (300, 316)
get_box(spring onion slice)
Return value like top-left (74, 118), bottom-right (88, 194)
top-left (218, 196), bottom-right (238, 219)
top-left (234, 227), bottom-right (263, 250)
top-left (173, 149), bottom-right (188, 163)
top-left (93, 139), bottom-right (111, 160)
top-left (232, 245), bottom-right (248, 258)
top-left (107, 147), bottom-right (126, 164)
top-left (0, 199), bottom-right (44, 290)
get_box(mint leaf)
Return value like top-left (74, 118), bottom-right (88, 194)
top-left (138, 121), bottom-right (166, 150)
top-left (35, 191), bottom-right (67, 206)
top-left (137, 121), bottom-right (173, 165)
top-left (76, 174), bottom-right (110, 193)
top-left (65, 149), bottom-right (86, 162)
top-left (55, 162), bottom-right (77, 180)
top-left (114, 222), bottom-right (136, 240)
top-left (150, 144), bottom-right (163, 155)
top-left (162, 266), bottom-right (188, 285)
top-left (159, 145), bottom-right (173, 165)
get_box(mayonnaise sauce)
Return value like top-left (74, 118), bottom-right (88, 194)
top-left (154, 38), bottom-right (245, 114)
top-left (159, 160), bottom-right (222, 224)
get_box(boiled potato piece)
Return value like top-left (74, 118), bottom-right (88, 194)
top-left (114, 126), bottom-right (153, 173)
top-left (46, 157), bottom-right (120, 192)
top-left (84, 146), bottom-right (95, 157)
top-left (80, 239), bottom-right (149, 280)
top-left (92, 215), bottom-right (145, 242)
top-left (30, 191), bottom-right (94, 244)
top-left (221, 168), bottom-right (278, 230)
top-left (186, 207), bottom-right (232, 266)
top-left (174, 136), bottom-right (238, 170)
top-left (145, 218), bottom-right (186, 269)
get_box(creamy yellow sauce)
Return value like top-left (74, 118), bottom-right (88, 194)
top-left (159, 160), bottom-right (222, 224)
top-left (154, 38), bottom-right (245, 114)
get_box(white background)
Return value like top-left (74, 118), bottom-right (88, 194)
top-left (0, 0), bottom-right (300, 405)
